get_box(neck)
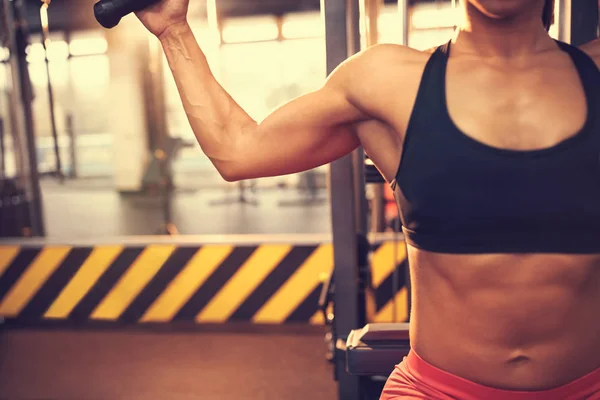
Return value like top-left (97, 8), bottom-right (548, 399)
top-left (454, 2), bottom-right (555, 59)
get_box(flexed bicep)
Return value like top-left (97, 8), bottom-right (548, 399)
top-left (221, 45), bottom-right (409, 181)
top-left (228, 87), bottom-right (366, 180)
top-left (158, 20), bottom-right (404, 181)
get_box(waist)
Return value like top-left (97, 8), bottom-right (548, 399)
top-left (393, 350), bottom-right (600, 400)
top-left (402, 226), bottom-right (600, 254)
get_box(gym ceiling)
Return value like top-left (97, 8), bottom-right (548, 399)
top-left (22, 0), bottom-right (435, 33)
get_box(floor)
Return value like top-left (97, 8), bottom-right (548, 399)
top-left (39, 179), bottom-right (331, 240)
top-left (0, 327), bottom-right (338, 400)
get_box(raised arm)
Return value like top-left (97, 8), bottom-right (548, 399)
top-left (160, 22), bottom-right (371, 180)
top-left (137, 0), bottom-right (381, 182)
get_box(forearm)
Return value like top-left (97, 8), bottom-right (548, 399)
top-left (157, 21), bottom-right (381, 182)
top-left (159, 22), bottom-right (254, 175)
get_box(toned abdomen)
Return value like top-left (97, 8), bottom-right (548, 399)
top-left (408, 249), bottom-right (600, 390)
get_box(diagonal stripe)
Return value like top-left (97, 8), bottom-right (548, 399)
top-left (309, 310), bottom-right (324, 325)
top-left (140, 245), bottom-right (234, 323)
top-left (21, 247), bottom-right (93, 319)
top-left (91, 245), bottom-right (176, 320)
top-left (230, 246), bottom-right (317, 321)
top-left (174, 247), bottom-right (256, 321)
top-left (197, 245), bottom-right (293, 323)
top-left (69, 248), bottom-right (143, 320)
top-left (374, 287), bottom-right (409, 323)
top-left (253, 244), bottom-right (333, 324)
top-left (0, 246), bottom-right (20, 279)
top-left (0, 247), bottom-right (71, 317)
top-left (45, 246), bottom-right (124, 319)
top-left (285, 285), bottom-right (322, 322)
top-left (375, 260), bottom-right (408, 311)
top-left (120, 247), bottom-right (199, 323)
top-left (371, 241), bottom-right (407, 288)
top-left (0, 248), bottom-right (41, 303)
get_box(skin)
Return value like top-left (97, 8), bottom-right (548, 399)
top-left (137, 0), bottom-right (600, 390)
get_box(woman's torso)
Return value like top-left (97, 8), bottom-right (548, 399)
top-left (409, 250), bottom-right (600, 390)
top-left (359, 39), bottom-right (600, 390)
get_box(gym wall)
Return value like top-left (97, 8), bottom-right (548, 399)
top-left (0, 235), bottom-right (408, 327)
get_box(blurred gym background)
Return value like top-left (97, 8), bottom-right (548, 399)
top-left (0, 0), bottom-right (463, 240)
top-left (1, 0), bottom-right (587, 399)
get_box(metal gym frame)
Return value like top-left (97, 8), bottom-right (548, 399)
top-left (2, 0), bottom-right (46, 236)
top-left (324, 0), bottom-right (408, 398)
top-left (324, 1), bottom-right (599, 400)
top-left (557, 0), bottom-right (599, 46)
top-left (323, 0), bottom-right (364, 397)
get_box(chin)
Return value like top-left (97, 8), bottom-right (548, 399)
top-left (468, 0), bottom-right (536, 19)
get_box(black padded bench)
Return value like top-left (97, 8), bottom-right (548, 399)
top-left (345, 323), bottom-right (411, 376)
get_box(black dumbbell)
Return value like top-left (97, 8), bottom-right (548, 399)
top-left (94, 0), bottom-right (162, 29)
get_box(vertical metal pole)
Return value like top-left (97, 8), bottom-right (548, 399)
top-left (42, 46), bottom-right (63, 181)
top-left (0, 118), bottom-right (5, 178)
top-left (6, 0), bottom-right (45, 236)
top-left (348, 0), bottom-right (368, 325)
top-left (322, 0), bottom-right (362, 398)
top-left (364, 0), bottom-right (381, 47)
top-left (569, 0), bottom-right (598, 46)
top-left (66, 114), bottom-right (77, 178)
top-left (364, 0), bottom-right (387, 234)
top-left (557, 0), bottom-right (572, 43)
top-left (398, 0), bottom-right (409, 47)
top-left (146, 36), bottom-right (177, 235)
top-left (350, 0), bottom-right (369, 327)
top-left (347, 0), bottom-right (361, 57)
top-left (40, 3), bottom-right (63, 182)
top-left (349, 0), bottom-right (365, 237)
top-left (398, 0), bottom-right (411, 322)
top-left (556, 0), bottom-right (598, 45)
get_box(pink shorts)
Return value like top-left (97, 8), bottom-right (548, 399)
top-left (380, 351), bottom-right (600, 400)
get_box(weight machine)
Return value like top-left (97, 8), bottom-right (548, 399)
top-left (321, 0), bottom-right (408, 398)
top-left (0, 0), bottom-right (45, 237)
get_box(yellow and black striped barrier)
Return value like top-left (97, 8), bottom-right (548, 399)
top-left (0, 235), bottom-right (408, 325)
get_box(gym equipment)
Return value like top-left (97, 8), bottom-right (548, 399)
top-left (278, 170), bottom-right (327, 207)
top-left (346, 323), bottom-right (410, 376)
top-left (318, 271), bottom-right (336, 362)
top-left (141, 136), bottom-right (194, 235)
top-left (209, 180), bottom-right (259, 206)
top-left (323, 1), bottom-right (409, 399)
top-left (0, 119), bottom-right (5, 178)
top-left (364, 156), bottom-right (386, 232)
top-left (40, 0), bottom-right (64, 183)
top-left (0, 178), bottom-right (33, 237)
top-left (0, 113), bottom-right (33, 237)
top-left (1, 0), bottom-right (45, 236)
top-left (364, 158), bottom-right (385, 184)
top-left (94, 0), bottom-right (162, 29)
top-left (322, 0), bottom-right (373, 398)
top-left (66, 114), bottom-right (77, 178)
top-left (567, 0), bottom-right (599, 45)
top-left (342, 323), bottom-right (411, 400)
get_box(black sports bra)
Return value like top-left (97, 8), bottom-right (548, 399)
top-left (391, 40), bottom-right (600, 254)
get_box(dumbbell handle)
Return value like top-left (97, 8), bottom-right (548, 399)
top-left (94, 0), bottom-right (161, 29)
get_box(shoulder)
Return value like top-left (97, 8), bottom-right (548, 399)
top-left (346, 43), bottom-right (432, 73)
top-left (578, 39), bottom-right (600, 68)
top-left (328, 44), bottom-right (434, 114)
top-left (327, 44), bottom-right (433, 86)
